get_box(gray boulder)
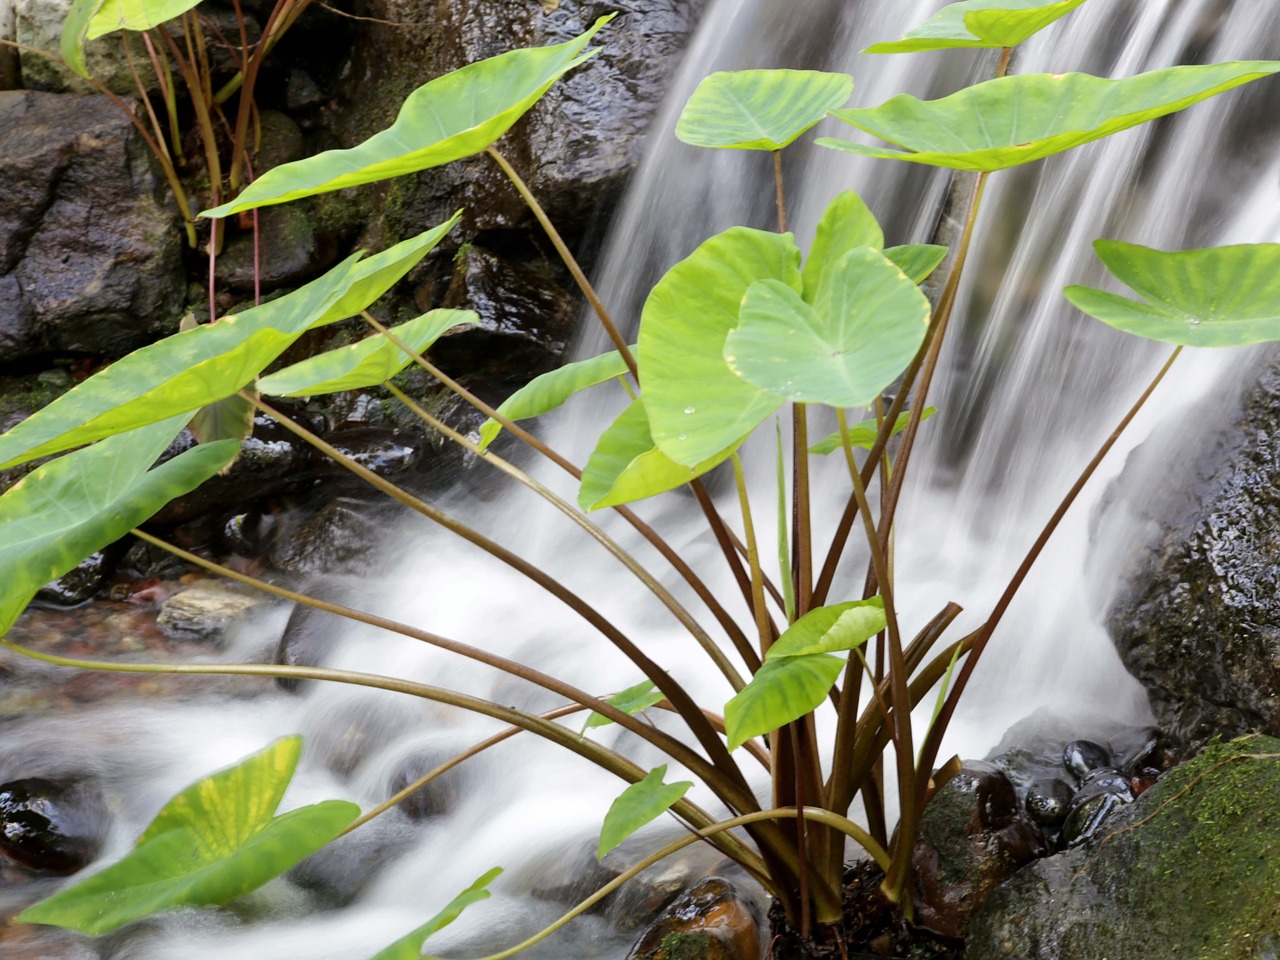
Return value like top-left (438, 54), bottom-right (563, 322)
top-left (1102, 353), bottom-right (1280, 747)
top-left (0, 91), bottom-right (184, 362)
top-left (967, 735), bottom-right (1280, 960)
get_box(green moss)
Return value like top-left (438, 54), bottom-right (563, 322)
top-left (656, 930), bottom-right (717, 960)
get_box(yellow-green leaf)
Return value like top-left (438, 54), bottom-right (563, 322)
top-left (367, 869), bottom-right (503, 960)
top-left (809, 408), bottom-right (937, 455)
top-left (597, 766), bottom-right (692, 860)
top-left (676, 69), bottom-right (854, 151)
top-left (865, 0), bottom-right (1090, 54)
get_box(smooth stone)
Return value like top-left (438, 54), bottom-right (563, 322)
top-left (626, 876), bottom-right (762, 960)
top-left (156, 582), bottom-right (265, 642)
top-left (1062, 739), bottom-right (1111, 781)
top-left (1024, 776), bottom-right (1074, 828)
top-left (0, 778), bottom-right (108, 874)
top-left (35, 552), bottom-right (110, 607)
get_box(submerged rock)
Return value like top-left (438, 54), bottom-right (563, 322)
top-left (156, 581), bottom-right (266, 642)
top-left (0, 778), bottom-right (108, 874)
top-left (967, 735), bottom-right (1280, 960)
top-left (626, 876), bottom-right (762, 960)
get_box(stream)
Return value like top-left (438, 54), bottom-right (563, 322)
top-left (3, 0), bottom-right (1280, 957)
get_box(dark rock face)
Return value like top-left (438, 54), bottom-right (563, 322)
top-left (0, 778), bottom-right (108, 874)
top-left (967, 736), bottom-right (1280, 960)
top-left (1103, 354), bottom-right (1280, 746)
top-left (0, 91), bottom-right (183, 362)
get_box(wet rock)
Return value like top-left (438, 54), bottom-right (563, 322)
top-left (1103, 353), bottom-right (1280, 746)
top-left (35, 552), bottom-right (111, 607)
top-left (0, 778), bottom-right (108, 874)
top-left (214, 205), bottom-right (328, 292)
top-left (1061, 740), bottom-right (1111, 782)
top-left (1059, 769), bottom-right (1134, 847)
top-left (288, 815), bottom-right (413, 907)
top-left (911, 761), bottom-right (1049, 940)
top-left (271, 500), bottom-right (381, 575)
top-left (1024, 776), bottom-right (1073, 829)
top-left (386, 747), bottom-right (470, 821)
top-left (156, 581), bottom-right (266, 641)
top-left (0, 91), bottom-right (184, 362)
top-left (15, 0), bottom-right (153, 93)
top-left (968, 735), bottom-right (1280, 960)
top-left (626, 876), bottom-right (762, 960)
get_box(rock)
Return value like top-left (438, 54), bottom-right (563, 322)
top-left (967, 735), bottom-right (1280, 960)
top-left (626, 876), bottom-right (762, 960)
top-left (35, 552), bottom-right (111, 607)
top-left (1103, 354), bottom-right (1280, 746)
top-left (0, 778), bottom-right (108, 874)
top-left (274, 590), bottom-right (346, 692)
top-left (270, 499), bottom-right (381, 575)
top-left (0, 91), bottom-right (183, 363)
top-left (1061, 740), bottom-right (1110, 782)
top-left (386, 747), bottom-right (470, 821)
top-left (156, 581), bottom-right (265, 641)
top-left (1024, 776), bottom-right (1073, 830)
top-left (215, 204), bottom-right (327, 291)
top-left (15, 0), bottom-right (154, 93)
top-left (1059, 769), bottom-right (1134, 848)
top-left (911, 761), bottom-right (1049, 940)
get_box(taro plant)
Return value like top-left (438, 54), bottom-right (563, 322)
top-left (2, 1), bottom-right (1280, 956)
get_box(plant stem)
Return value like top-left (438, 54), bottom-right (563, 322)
top-left (383, 381), bottom-right (747, 693)
top-left (915, 345), bottom-right (1183, 795)
top-left (793, 404), bottom-right (813, 617)
top-left (773, 149), bottom-right (788, 233)
top-left (732, 453), bottom-right (772, 659)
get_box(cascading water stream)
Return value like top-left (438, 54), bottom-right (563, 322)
top-left (4, 2), bottom-right (1279, 957)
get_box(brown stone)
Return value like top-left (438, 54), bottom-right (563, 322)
top-left (627, 876), bottom-right (762, 960)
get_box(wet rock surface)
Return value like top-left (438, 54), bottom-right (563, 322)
top-left (967, 735), bottom-right (1280, 960)
top-left (156, 582), bottom-right (267, 642)
top-left (626, 876), bottom-right (762, 960)
top-left (0, 91), bottom-right (183, 362)
top-left (0, 778), bottom-right (108, 874)
top-left (1104, 353), bottom-right (1280, 746)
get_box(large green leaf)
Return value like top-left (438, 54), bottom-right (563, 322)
top-left (809, 408), bottom-right (937, 456)
top-left (367, 869), bottom-right (503, 960)
top-left (675, 69), bottom-right (854, 151)
top-left (19, 738), bottom-right (360, 935)
top-left (725, 599), bottom-right (885, 750)
top-left (818, 62), bottom-right (1280, 171)
top-left (583, 680), bottom-right (664, 731)
top-left (0, 218), bottom-right (456, 472)
top-left (257, 309), bottom-right (478, 397)
top-left (726, 248), bottom-right (930, 408)
top-left (1064, 241), bottom-right (1280, 347)
top-left (865, 0), bottom-right (1090, 54)
top-left (477, 347), bottom-right (632, 452)
top-left (203, 17), bottom-right (613, 218)
top-left (638, 227), bottom-right (800, 466)
top-left (89, 0), bottom-right (202, 36)
top-left (802, 190), bottom-right (885, 302)
top-left (0, 417), bottom-right (236, 637)
top-left (597, 766), bottom-right (692, 860)
top-left (578, 398), bottom-right (743, 511)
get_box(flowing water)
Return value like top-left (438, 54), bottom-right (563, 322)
top-left (5, 1), bottom-right (1280, 957)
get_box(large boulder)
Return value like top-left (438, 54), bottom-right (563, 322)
top-left (0, 91), bottom-right (184, 363)
top-left (967, 735), bottom-right (1280, 960)
top-left (1102, 353), bottom-right (1280, 746)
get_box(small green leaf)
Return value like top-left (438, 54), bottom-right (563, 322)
top-left (60, 0), bottom-right (107, 76)
top-left (88, 0), bottom-right (203, 37)
top-left (0, 416), bottom-right (236, 637)
top-left (367, 868), bottom-right (503, 960)
top-left (638, 226), bottom-right (800, 466)
top-left (257, 309), bottom-right (477, 397)
top-left (676, 69), bottom-right (854, 151)
top-left (726, 248), bottom-right (930, 408)
top-left (597, 766), bottom-right (692, 860)
top-left (884, 244), bottom-right (949, 284)
top-left (809, 408), bottom-right (937, 455)
top-left (583, 680), bottom-right (664, 731)
top-left (187, 393), bottom-right (255, 466)
top-left (0, 218), bottom-right (456, 472)
top-left (578, 398), bottom-right (743, 511)
top-left (865, 0), bottom-right (1090, 54)
top-left (725, 599), bottom-right (886, 750)
top-left (802, 190), bottom-right (885, 302)
top-left (204, 17), bottom-right (614, 218)
top-left (19, 738), bottom-right (360, 935)
top-left (818, 62), bottom-right (1280, 171)
top-left (477, 347), bottom-right (632, 451)
top-left (1064, 241), bottom-right (1280, 346)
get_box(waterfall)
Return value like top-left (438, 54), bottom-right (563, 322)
top-left (6, 1), bottom-right (1280, 957)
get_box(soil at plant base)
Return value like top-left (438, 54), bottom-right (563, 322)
top-left (767, 863), bottom-right (961, 960)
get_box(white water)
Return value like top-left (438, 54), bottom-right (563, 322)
top-left (9, 2), bottom-right (1280, 957)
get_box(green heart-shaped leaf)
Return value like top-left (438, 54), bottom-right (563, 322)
top-left (578, 398), bottom-right (742, 511)
top-left (0, 416), bottom-right (236, 637)
top-left (257, 309), bottom-right (478, 397)
top-left (583, 680), bottom-right (664, 731)
top-left (725, 599), bottom-right (885, 749)
top-left (884, 244), bottom-right (949, 284)
top-left (676, 69), bottom-right (854, 151)
top-left (477, 347), bottom-right (633, 452)
top-left (368, 869), bottom-right (503, 960)
top-left (1064, 241), bottom-right (1280, 347)
top-left (802, 190), bottom-right (885, 302)
top-left (0, 216), bottom-right (457, 472)
top-left (638, 226), bottom-right (800, 466)
top-left (865, 0), bottom-right (1090, 54)
top-left (809, 408), bottom-right (937, 455)
top-left (19, 738), bottom-right (360, 935)
top-left (726, 248), bottom-right (930, 408)
top-left (818, 62), bottom-right (1280, 171)
top-left (597, 766), bottom-right (692, 860)
top-left (204, 17), bottom-right (613, 218)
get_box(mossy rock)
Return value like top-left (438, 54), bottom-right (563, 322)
top-left (967, 735), bottom-right (1280, 959)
